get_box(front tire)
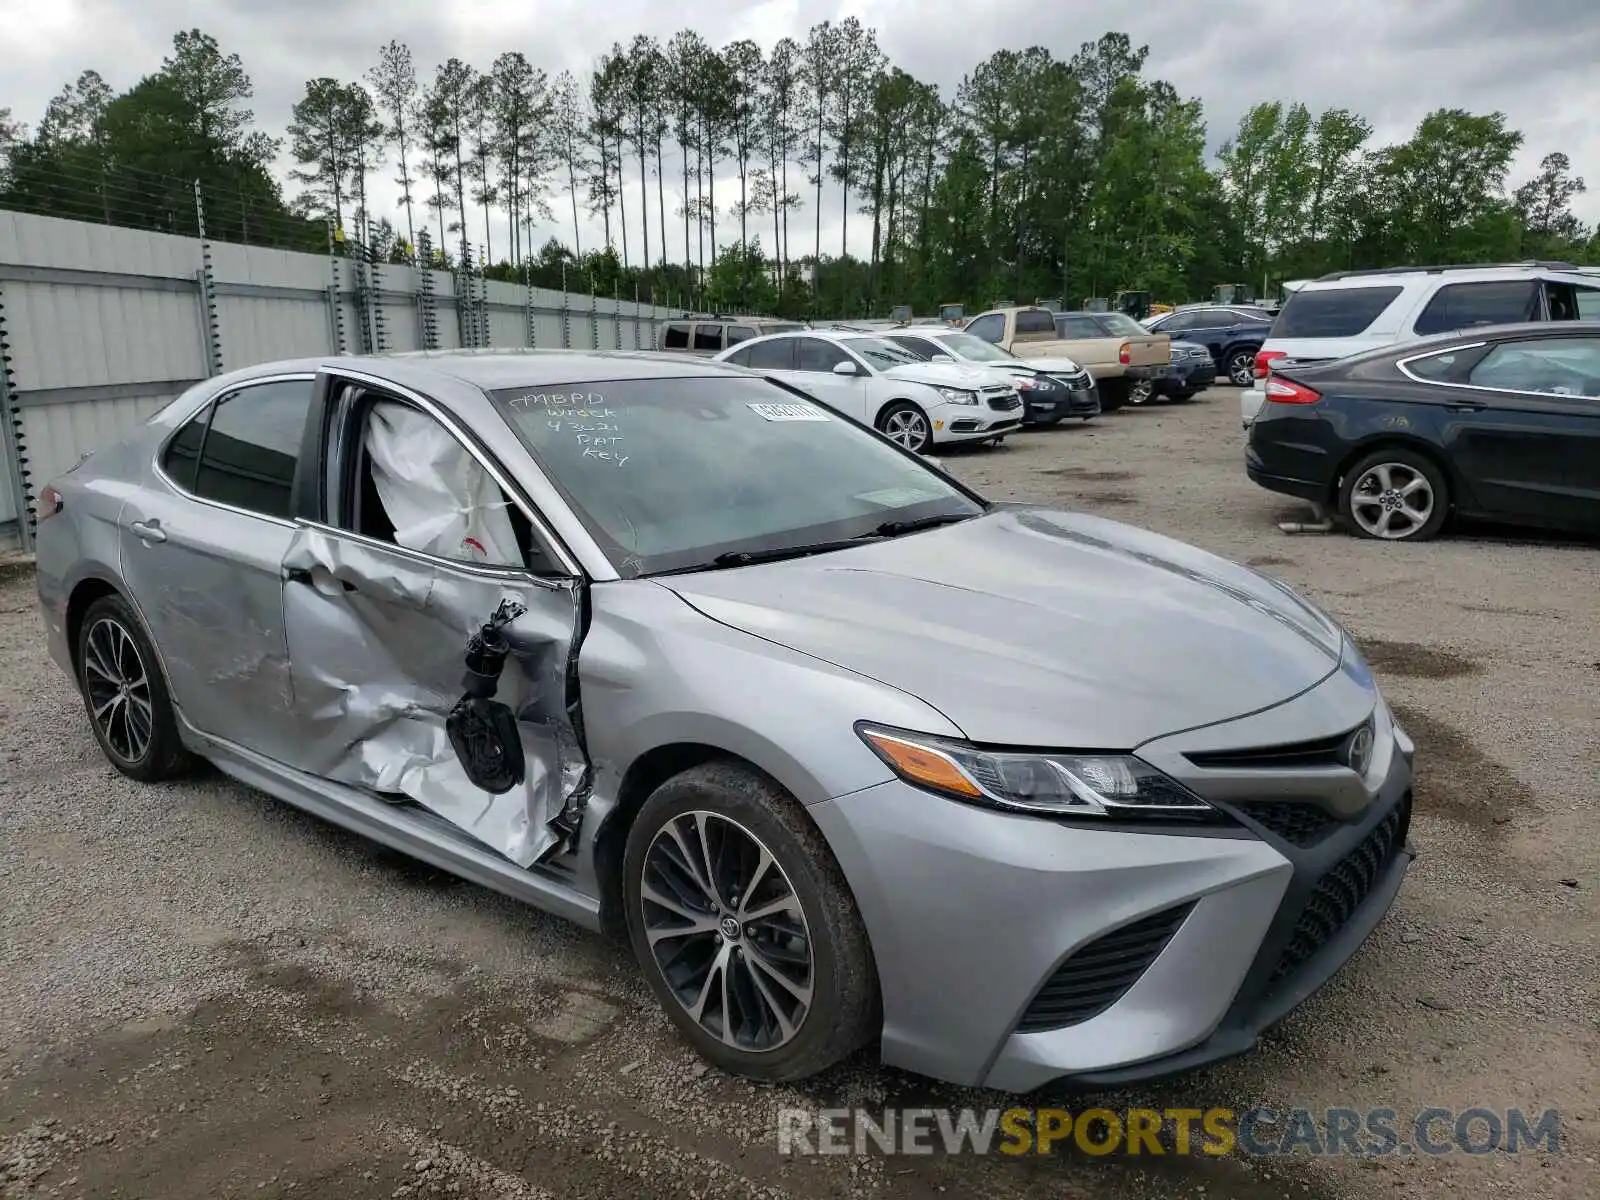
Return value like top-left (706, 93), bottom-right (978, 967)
top-left (1126, 378), bottom-right (1155, 406)
top-left (623, 761), bottom-right (880, 1082)
top-left (1337, 448), bottom-right (1450, 542)
top-left (75, 593), bottom-right (194, 781)
top-left (876, 401), bottom-right (933, 453)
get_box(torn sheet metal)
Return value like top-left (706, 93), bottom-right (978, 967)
top-left (365, 400), bottom-right (523, 565)
top-left (280, 525), bottom-right (589, 866)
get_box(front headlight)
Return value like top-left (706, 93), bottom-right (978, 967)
top-left (1013, 375), bottom-right (1053, 391)
top-left (857, 724), bottom-right (1223, 822)
top-left (934, 386), bottom-right (978, 405)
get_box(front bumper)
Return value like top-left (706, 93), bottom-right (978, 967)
top-left (811, 668), bottom-right (1416, 1092)
top-left (1024, 380), bottom-right (1101, 422)
top-left (1156, 360), bottom-right (1217, 395)
top-left (932, 403), bottom-right (1023, 442)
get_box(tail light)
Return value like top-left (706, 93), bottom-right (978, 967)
top-left (1119, 342), bottom-right (1131, 365)
top-left (1265, 377), bottom-right (1320, 405)
top-left (36, 485), bottom-right (63, 522)
top-left (1253, 349), bottom-right (1285, 379)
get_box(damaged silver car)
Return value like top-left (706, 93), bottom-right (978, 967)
top-left (35, 350), bottom-right (1417, 1092)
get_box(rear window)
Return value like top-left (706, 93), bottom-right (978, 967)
top-left (1413, 281), bottom-right (1539, 336)
top-left (1015, 309), bottom-right (1057, 334)
top-left (1271, 286), bottom-right (1404, 339)
top-left (1097, 312), bottom-right (1147, 337)
top-left (662, 323), bottom-right (690, 350)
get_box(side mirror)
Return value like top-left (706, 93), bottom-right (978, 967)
top-left (832, 360), bottom-right (859, 376)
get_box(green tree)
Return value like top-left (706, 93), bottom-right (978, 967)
top-left (1514, 152), bottom-right (1588, 258)
top-left (367, 40), bottom-right (420, 254)
top-left (550, 71), bottom-right (592, 259)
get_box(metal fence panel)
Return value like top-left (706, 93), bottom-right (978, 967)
top-left (0, 209), bottom-right (682, 551)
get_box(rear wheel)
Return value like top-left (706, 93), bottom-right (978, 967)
top-left (876, 401), bottom-right (933, 453)
top-left (623, 761), bottom-right (880, 1082)
top-left (1226, 347), bottom-right (1258, 387)
top-left (1337, 448), bottom-right (1449, 542)
top-left (1098, 381), bottom-right (1128, 412)
top-left (1126, 378), bottom-right (1155, 406)
top-left (75, 594), bottom-right (194, 781)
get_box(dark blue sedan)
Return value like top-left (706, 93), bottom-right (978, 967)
top-left (1144, 306), bottom-right (1274, 387)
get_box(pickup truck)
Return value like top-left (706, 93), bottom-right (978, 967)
top-left (962, 306), bottom-right (1171, 409)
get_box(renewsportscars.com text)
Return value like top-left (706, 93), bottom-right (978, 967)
top-left (776, 1106), bottom-right (1563, 1158)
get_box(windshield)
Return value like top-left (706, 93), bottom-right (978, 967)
top-left (839, 337), bottom-right (920, 369)
top-left (1098, 312), bottom-right (1148, 337)
top-left (488, 376), bottom-right (985, 577)
top-left (932, 333), bottom-right (1016, 363)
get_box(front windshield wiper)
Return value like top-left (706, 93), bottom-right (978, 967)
top-left (710, 537), bottom-right (885, 568)
top-left (871, 513), bottom-right (975, 537)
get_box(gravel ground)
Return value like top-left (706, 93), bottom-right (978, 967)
top-left (1, 387), bottom-right (1596, 1199)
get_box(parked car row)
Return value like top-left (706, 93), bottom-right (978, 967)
top-left (1241, 262), bottom-right (1600, 543)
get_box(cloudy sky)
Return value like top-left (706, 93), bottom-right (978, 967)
top-left (5, 0), bottom-right (1598, 264)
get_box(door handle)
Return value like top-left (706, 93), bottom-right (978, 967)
top-left (128, 518), bottom-right (167, 543)
top-left (285, 566), bottom-right (356, 592)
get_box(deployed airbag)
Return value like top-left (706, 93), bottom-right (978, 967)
top-left (365, 401), bottom-right (522, 565)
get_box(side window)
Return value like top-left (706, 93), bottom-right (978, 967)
top-left (1466, 338), bottom-right (1600, 398)
top-left (1546, 282), bottom-right (1600, 321)
top-left (1055, 315), bottom-right (1101, 338)
top-left (190, 379), bottom-right (313, 519)
top-left (725, 324), bottom-right (757, 345)
top-left (1412, 281), bottom-right (1539, 336)
top-left (887, 336), bottom-right (935, 360)
top-left (1272, 286), bottom-right (1404, 338)
top-left (795, 337), bottom-right (850, 372)
top-left (1401, 348), bottom-right (1475, 382)
top-left (1158, 311), bottom-right (1197, 332)
top-left (662, 323), bottom-right (691, 350)
top-left (161, 405), bottom-right (211, 491)
top-left (350, 397), bottom-right (550, 571)
top-left (1014, 309), bottom-right (1056, 334)
top-left (693, 324), bottom-right (724, 352)
top-left (744, 338), bottom-right (794, 370)
top-left (966, 314), bottom-right (1005, 343)
top-left (723, 346), bottom-right (752, 367)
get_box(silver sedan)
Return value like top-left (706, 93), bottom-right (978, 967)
top-left (33, 349), bottom-right (1416, 1091)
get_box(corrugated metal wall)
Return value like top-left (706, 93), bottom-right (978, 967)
top-left (0, 211), bottom-right (685, 552)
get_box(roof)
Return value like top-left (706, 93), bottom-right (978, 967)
top-left (206, 348), bottom-right (752, 394)
top-left (1303, 262), bottom-right (1594, 288)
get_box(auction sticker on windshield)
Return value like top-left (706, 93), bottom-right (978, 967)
top-left (748, 401), bottom-right (830, 422)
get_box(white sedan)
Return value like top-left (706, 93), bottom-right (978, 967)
top-left (715, 330), bottom-right (1025, 453)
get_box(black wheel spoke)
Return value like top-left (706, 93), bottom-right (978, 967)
top-left (640, 809), bottom-right (814, 1052)
top-left (83, 618), bottom-right (153, 763)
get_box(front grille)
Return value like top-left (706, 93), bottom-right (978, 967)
top-left (986, 392), bottom-right (1023, 411)
top-left (1235, 800), bottom-right (1341, 847)
top-left (1016, 903), bottom-right (1194, 1033)
top-left (1186, 727), bottom-right (1355, 771)
top-left (1267, 792), bottom-right (1410, 987)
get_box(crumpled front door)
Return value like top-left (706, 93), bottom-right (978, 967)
top-left (279, 524), bottom-right (589, 866)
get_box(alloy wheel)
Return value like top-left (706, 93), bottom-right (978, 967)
top-left (1228, 351), bottom-right (1255, 387)
top-left (639, 810), bottom-right (815, 1052)
top-left (1128, 379), bottom-right (1154, 405)
top-left (82, 617), bottom-right (154, 762)
top-left (1350, 462), bottom-right (1434, 539)
top-left (882, 409), bottom-right (929, 450)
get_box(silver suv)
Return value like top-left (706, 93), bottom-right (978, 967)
top-left (1240, 262), bottom-right (1600, 427)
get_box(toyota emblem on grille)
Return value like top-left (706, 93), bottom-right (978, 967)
top-left (1346, 724), bottom-right (1375, 776)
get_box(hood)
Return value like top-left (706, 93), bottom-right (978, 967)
top-left (660, 508), bottom-right (1344, 748)
top-left (881, 361), bottom-right (998, 390)
top-left (1016, 355), bottom-right (1085, 374)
